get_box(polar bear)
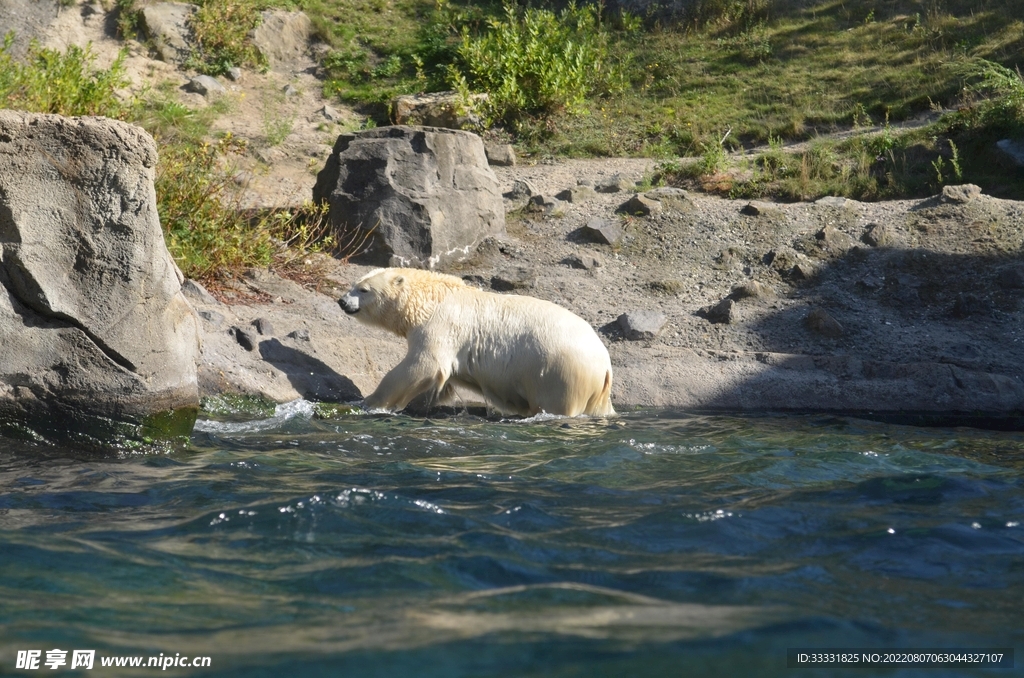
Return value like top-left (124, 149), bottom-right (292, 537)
top-left (339, 268), bottom-right (614, 417)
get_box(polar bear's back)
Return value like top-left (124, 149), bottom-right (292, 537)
top-left (427, 288), bottom-right (613, 416)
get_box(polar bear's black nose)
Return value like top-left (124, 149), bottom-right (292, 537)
top-left (339, 295), bottom-right (359, 315)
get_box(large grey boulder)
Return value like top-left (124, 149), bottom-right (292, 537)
top-left (251, 10), bottom-right (312, 70)
top-left (140, 3), bottom-right (195, 64)
top-left (0, 111), bottom-right (200, 438)
top-left (313, 125), bottom-right (505, 269)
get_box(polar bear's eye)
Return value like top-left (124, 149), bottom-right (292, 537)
top-left (358, 287), bottom-right (369, 293)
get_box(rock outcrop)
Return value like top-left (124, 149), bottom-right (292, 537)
top-left (313, 125), bottom-right (505, 269)
top-left (391, 91), bottom-right (489, 130)
top-left (139, 3), bottom-right (195, 64)
top-left (0, 111), bottom-right (200, 438)
top-left (250, 10), bottom-right (312, 70)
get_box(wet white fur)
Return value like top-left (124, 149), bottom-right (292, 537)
top-left (341, 268), bottom-right (614, 416)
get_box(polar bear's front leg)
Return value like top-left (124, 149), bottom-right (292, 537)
top-left (364, 352), bottom-right (448, 412)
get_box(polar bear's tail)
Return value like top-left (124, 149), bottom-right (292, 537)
top-left (585, 369), bottom-right (615, 416)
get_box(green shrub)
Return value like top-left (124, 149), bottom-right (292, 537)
top-left (962, 58), bottom-right (1024, 127)
top-left (114, 0), bottom-right (142, 40)
top-left (0, 33), bottom-right (132, 118)
top-left (155, 137), bottom-right (275, 279)
top-left (449, 2), bottom-right (613, 124)
top-left (156, 137), bottom-right (335, 282)
top-left (186, 0), bottom-right (268, 75)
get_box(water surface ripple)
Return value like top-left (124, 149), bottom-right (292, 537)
top-left (2, 405), bottom-right (1023, 676)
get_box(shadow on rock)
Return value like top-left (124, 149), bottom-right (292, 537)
top-left (615, 201), bottom-right (1024, 428)
top-left (734, 246), bottom-right (1022, 426)
top-left (259, 338), bottom-right (362, 402)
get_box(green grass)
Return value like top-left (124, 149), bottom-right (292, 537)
top-left (117, 0), bottom-right (1024, 196)
top-left (158, 0), bottom-right (1023, 150)
top-left (261, 0), bottom-right (1022, 196)
top-left (655, 55), bottom-right (1024, 201)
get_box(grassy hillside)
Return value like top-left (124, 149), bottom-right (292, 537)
top-left (125, 0), bottom-right (1024, 198)
top-left (291, 0), bottom-right (1024, 198)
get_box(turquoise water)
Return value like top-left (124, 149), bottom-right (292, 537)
top-left (2, 404), bottom-right (1023, 676)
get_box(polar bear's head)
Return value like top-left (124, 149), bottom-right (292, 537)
top-left (339, 268), bottom-right (467, 338)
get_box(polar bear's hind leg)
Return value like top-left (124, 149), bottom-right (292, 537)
top-left (584, 369), bottom-right (615, 416)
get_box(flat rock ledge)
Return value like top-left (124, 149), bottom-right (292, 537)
top-left (612, 346), bottom-right (1024, 428)
top-left (201, 158), bottom-right (1024, 429)
top-left (194, 263), bottom-right (1024, 429)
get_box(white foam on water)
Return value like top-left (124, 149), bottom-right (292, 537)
top-left (515, 412), bottom-right (570, 424)
top-left (194, 398), bottom-right (316, 434)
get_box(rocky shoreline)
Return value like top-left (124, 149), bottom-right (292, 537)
top-left (192, 158), bottom-right (1024, 426)
top-left (1, 0), bottom-right (1022, 434)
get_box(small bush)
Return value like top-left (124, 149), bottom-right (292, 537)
top-left (157, 137), bottom-right (335, 282)
top-left (449, 2), bottom-right (613, 124)
top-left (157, 137), bottom-right (274, 279)
top-left (961, 58), bottom-right (1024, 128)
top-left (114, 0), bottom-right (142, 40)
top-left (186, 0), bottom-right (267, 76)
top-left (0, 33), bottom-right (132, 118)
top-left (322, 48), bottom-right (371, 83)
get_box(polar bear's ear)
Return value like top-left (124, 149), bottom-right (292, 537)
top-left (394, 275), bottom-right (405, 285)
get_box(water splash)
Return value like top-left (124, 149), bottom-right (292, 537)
top-left (193, 398), bottom-right (315, 434)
